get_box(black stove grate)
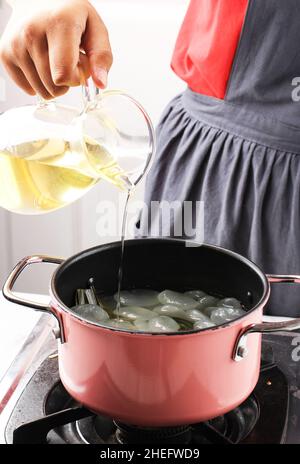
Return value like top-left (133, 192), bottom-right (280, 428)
top-left (114, 423), bottom-right (192, 445)
top-left (13, 407), bottom-right (93, 444)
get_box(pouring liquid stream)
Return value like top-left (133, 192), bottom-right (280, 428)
top-left (116, 187), bottom-right (133, 317)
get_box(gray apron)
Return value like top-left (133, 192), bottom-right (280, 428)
top-left (137, 0), bottom-right (300, 317)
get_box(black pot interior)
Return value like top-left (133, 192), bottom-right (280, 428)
top-left (53, 239), bottom-right (268, 313)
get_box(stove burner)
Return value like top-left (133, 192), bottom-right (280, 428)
top-left (114, 423), bottom-right (192, 444)
top-left (75, 415), bottom-right (118, 444)
top-left (193, 396), bottom-right (259, 444)
top-left (5, 352), bottom-right (289, 444)
top-left (42, 382), bottom-right (258, 444)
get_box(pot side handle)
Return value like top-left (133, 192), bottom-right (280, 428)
top-left (233, 274), bottom-right (300, 361)
top-left (2, 255), bottom-right (66, 343)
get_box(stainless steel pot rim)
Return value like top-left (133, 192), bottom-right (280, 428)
top-left (49, 238), bottom-right (270, 336)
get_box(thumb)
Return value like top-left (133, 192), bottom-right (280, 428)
top-left (82, 9), bottom-right (113, 89)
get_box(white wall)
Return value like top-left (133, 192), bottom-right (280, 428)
top-left (0, 0), bottom-right (188, 293)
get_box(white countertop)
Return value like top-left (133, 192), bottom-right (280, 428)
top-left (0, 292), bottom-right (50, 382)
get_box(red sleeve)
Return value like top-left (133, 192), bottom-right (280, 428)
top-left (171, 0), bottom-right (249, 99)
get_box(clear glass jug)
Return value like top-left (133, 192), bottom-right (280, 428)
top-left (0, 81), bottom-right (155, 214)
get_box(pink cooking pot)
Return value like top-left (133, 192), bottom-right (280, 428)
top-left (3, 238), bottom-right (300, 427)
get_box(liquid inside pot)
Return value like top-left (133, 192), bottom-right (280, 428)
top-left (71, 287), bottom-right (246, 333)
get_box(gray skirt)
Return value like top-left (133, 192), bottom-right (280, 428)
top-left (137, 89), bottom-right (300, 317)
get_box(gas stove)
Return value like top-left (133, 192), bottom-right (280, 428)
top-left (1, 315), bottom-right (300, 444)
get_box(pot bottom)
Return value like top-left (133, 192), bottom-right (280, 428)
top-left (60, 378), bottom-right (258, 427)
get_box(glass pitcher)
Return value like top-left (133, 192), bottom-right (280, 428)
top-left (0, 81), bottom-right (155, 214)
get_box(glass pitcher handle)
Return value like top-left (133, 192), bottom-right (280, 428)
top-left (36, 93), bottom-right (56, 109)
top-left (81, 78), bottom-right (156, 184)
top-left (82, 78), bottom-right (101, 109)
